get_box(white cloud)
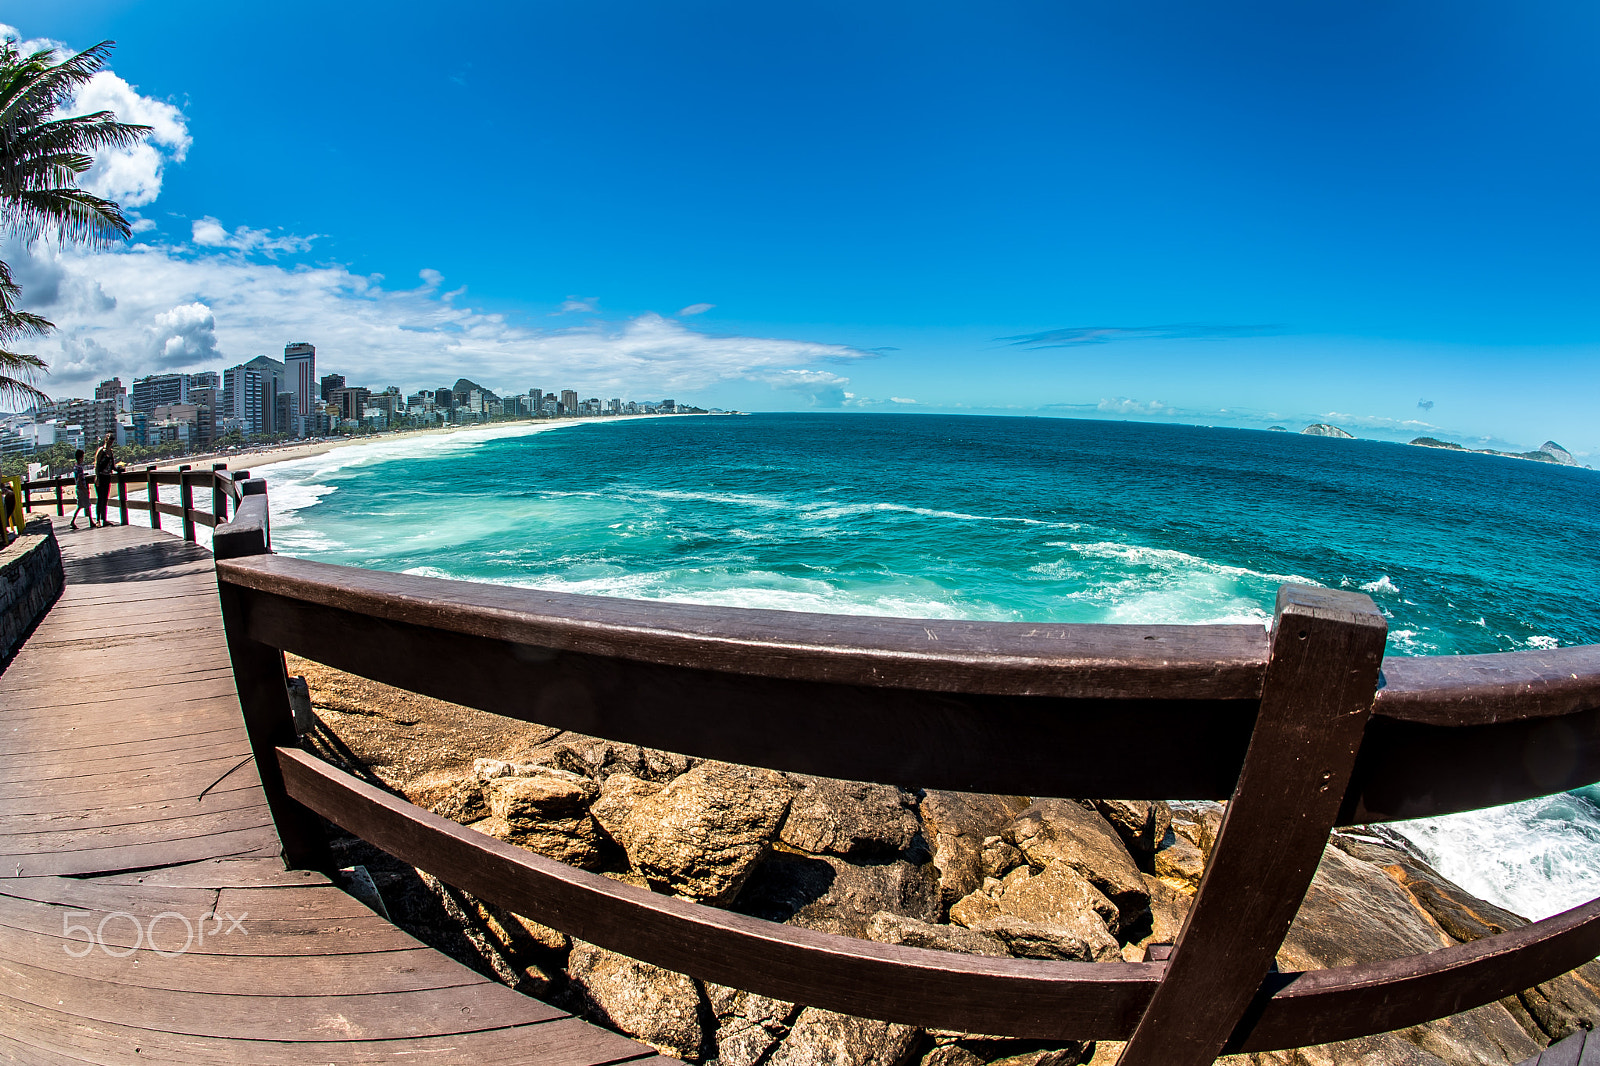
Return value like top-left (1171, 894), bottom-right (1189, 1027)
top-left (889, 396), bottom-right (917, 404)
top-left (677, 303), bottom-right (715, 316)
top-left (10, 239), bottom-right (873, 402)
top-left (191, 216), bottom-right (314, 257)
top-left (1098, 397), bottom-right (1168, 415)
top-left (0, 25), bottom-right (191, 212)
top-left (147, 301), bottom-right (220, 368)
top-left (553, 295), bottom-right (598, 315)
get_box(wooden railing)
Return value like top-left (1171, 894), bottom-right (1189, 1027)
top-left (22, 463), bottom-right (247, 542)
top-left (209, 482), bottom-right (1600, 1066)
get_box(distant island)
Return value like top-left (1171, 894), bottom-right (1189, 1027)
top-left (1410, 438), bottom-right (1577, 466)
top-left (1302, 423), bottom-right (1354, 438)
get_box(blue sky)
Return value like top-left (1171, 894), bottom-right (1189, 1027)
top-left (10, 2), bottom-right (1600, 455)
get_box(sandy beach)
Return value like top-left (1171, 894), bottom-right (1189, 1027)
top-left (148, 414), bottom-right (685, 476)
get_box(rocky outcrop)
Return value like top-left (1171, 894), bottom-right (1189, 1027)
top-left (296, 657), bottom-right (1593, 1066)
top-left (1410, 437), bottom-right (1582, 466)
top-left (1303, 424), bottom-right (1354, 438)
top-left (567, 940), bottom-right (710, 1060)
top-left (594, 762), bottom-right (794, 904)
top-left (780, 776), bottom-right (921, 858)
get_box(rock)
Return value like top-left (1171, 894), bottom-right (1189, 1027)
top-left (566, 940), bottom-right (709, 1060)
top-left (766, 1006), bottom-right (921, 1066)
top-left (590, 771), bottom-right (666, 831)
top-left (1004, 800), bottom-right (1148, 926)
top-left (965, 915), bottom-right (1094, 961)
top-left (1167, 802), bottom-right (1224, 862)
top-left (1152, 840), bottom-right (1205, 889)
top-left (1125, 874), bottom-right (1191, 959)
top-left (593, 761), bottom-right (795, 904)
top-left (706, 983), bottom-right (799, 1066)
top-left (1333, 833), bottom-right (1600, 1045)
top-left (981, 836), bottom-right (1025, 880)
top-left (407, 769), bottom-right (488, 823)
top-left (542, 737), bottom-right (695, 782)
top-left (949, 862), bottom-right (1120, 962)
top-left (780, 775), bottom-right (921, 858)
top-left (921, 792), bottom-right (1032, 913)
top-left (478, 769), bottom-right (606, 867)
top-left (932, 1038), bottom-right (1089, 1065)
top-left (867, 911), bottom-right (1008, 957)
top-left (736, 851), bottom-right (942, 938)
top-left (1262, 844), bottom-right (1541, 1066)
top-left (1302, 423), bottom-right (1354, 438)
top-left (1091, 801), bottom-right (1171, 861)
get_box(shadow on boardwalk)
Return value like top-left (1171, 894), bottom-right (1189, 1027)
top-left (0, 518), bottom-right (659, 1064)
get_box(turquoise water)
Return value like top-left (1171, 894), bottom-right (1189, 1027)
top-left (260, 413), bottom-right (1600, 918)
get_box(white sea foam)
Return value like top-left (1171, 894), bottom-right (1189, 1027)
top-left (1391, 791), bottom-right (1600, 921)
top-left (1360, 575), bottom-right (1400, 595)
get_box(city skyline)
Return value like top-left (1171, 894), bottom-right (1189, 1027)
top-left (6, 6), bottom-right (1600, 458)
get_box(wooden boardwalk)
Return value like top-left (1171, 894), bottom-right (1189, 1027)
top-left (0, 520), bottom-right (659, 1065)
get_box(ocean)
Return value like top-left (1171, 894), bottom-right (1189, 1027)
top-left (254, 412), bottom-right (1600, 921)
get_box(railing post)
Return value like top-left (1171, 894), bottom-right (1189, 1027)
top-left (1115, 585), bottom-right (1387, 1066)
top-left (21, 479), bottom-right (29, 512)
top-left (117, 472), bottom-right (129, 525)
top-left (212, 463), bottom-right (228, 523)
top-left (146, 465), bottom-right (160, 530)
top-left (178, 464), bottom-right (195, 542)
top-left (55, 479), bottom-right (63, 516)
top-left (214, 479), bottom-right (325, 869)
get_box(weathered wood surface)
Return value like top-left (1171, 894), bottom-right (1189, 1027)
top-left (0, 520), bottom-right (660, 1065)
top-left (1117, 586), bottom-right (1388, 1065)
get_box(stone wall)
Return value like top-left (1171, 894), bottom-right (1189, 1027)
top-left (0, 517), bottom-right (64, 663)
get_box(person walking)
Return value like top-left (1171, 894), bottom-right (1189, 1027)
top-left (92, 432), bottom-right (115, 527)
top-left (69, 448), bottom-right (95, 529)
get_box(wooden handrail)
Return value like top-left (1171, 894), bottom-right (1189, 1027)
top-left (208, 483), bottom-right (1600, 1063)
top-left (23, 467), bottom-right (236, 544)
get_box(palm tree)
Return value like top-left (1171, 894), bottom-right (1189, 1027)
top-left (0, 37), bottom-right (150, 409)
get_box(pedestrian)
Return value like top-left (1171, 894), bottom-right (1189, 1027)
top-left (70, 449), bottom-right (95, 529)
top-left (0, 479), bottom-right (14, 547)
top-left (93, 432), bottom-right (116, 527)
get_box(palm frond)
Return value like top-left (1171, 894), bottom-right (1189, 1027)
top-left (0, 346), bottom-right (50, 409)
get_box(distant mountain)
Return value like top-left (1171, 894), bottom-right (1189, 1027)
top-left (1303, 423), bottom-right (1354, 438)
top-left (1409, 437), bottom-right (1577, 466)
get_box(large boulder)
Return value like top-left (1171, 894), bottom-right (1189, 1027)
top-left (780, 775), bottom-right (921, 859)
top-left (706, 983), bottom-right (800, 1066)
top-left (948, 862), bottom-right (1120, 962)
top-left (472, 767), bottom-right (606, 868)
top-left (920, 792), bottom-right (1032, 912)
top-left (591, 762), bottom-right (795, 904)
top-left (1004, 801), bottom-right (1148, 927)
top-left (867, 911), bottom-right (1008, 957)
top-left (566, 940), bottom-right (710, 1060)
top-left (1091, 800), bottom-right (1172, 862)
top-left (735, 851), bottom-right (942, 938)
top-left (765, 1006), bottom-right (922, 1066)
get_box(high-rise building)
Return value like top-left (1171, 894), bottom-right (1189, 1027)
top-left (320, 373), bottom-right (345, 401)
top-left (131, 373), bottom-right (190, 413)
top-left (434, 387), bottom-right (454, 409)
top-left (246, 356), bottom-right (286, 438)
top-left (62, 398), bottom-right (121, 446)
top-left (221, 364), bottom-right (263, 436)
top-left (284, 343), bottom-right (316, 417)
top-left (190, 370), bottom-right (220, 389)
top-left (94, 378), bottom-right (124, 401)
top-left (560, 389), bottom-right (579, 415)
top-left (188, 385), bottom-right (219, 450)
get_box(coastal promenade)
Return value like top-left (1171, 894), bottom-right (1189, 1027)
top-left (0, 520), bottom-right (659, 1065)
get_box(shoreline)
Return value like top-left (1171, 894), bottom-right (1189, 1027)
top-left (149, 413), bottom-right (692, 476)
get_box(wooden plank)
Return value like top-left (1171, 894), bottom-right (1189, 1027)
top-left (0, 756), bottom-right (261, 806)
top-left (0, 804), bottom-right (272, 856)
top-left (0, 823), bottom-right (280, 877)
top-left (0, 780), bottom-right (262, 821)
top-left (1116, 586), bottom-right (1387, 1066)
top-left (278, 745), bottom-right (1162, 1039)
top-left (0, 788), bottom-right (264, 836)
top-left (0, 999), bottom-right (658, 1066)
top-left (0, 953), bottom-right (564, 1041)
top-left (0, 925), bottom-right (490, 996)
top-left (89, 858), bottom-right (329, 889)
